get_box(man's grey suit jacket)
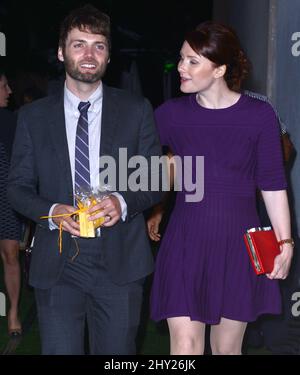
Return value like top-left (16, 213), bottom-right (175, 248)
top-left (8, 84), bottom-right (163, 289)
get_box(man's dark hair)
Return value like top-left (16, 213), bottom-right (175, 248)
top-left (59, 4), bottom-right (111, 51)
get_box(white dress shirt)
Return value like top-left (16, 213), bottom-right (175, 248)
top-left (49, 82), bottom-right (127, 230)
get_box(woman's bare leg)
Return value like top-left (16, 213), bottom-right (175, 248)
top-left (210, 317), bottom-right (247, 355)
top-left (167, 317), bottom-right (206, 355)
top-left (0, 239), bottom-right (21, 333)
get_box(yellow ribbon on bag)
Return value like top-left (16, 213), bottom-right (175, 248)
top-left (40, 200), bottom-right (105, 254)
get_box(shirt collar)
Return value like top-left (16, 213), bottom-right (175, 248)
top-left (64, 82), bottom-right (103, 115)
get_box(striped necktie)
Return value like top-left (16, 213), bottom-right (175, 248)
top-left (75, 101), bottom-right (91, 191)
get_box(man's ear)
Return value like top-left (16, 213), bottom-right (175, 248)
top-left (214, 64), bottom-right (226, 79)
top-left (57, 47), bottom-right (64, 62)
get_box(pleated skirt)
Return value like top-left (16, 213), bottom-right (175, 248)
top-left (150, 192), bottom-right (281, 324)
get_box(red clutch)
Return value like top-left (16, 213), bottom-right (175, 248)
top-left (243, 227), bottom-right (281, 275)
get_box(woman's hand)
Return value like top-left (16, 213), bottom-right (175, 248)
top-left (147, 205), bottom-right (164, 242)
top-left (262, 190), bottom-right (293, 280)
top-left (266, 244), bottom-right (294, 279)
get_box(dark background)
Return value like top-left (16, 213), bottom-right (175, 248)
top-left (0, 0), bottom-right (213, 107)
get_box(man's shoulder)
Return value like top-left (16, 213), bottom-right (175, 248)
top-left (242, 91), bottom-right (275, 114)
top-left (103, 85), bottom-right (147, 106)
top-left (18, 92), bottom-right (62, 118)
top-left (244, 90), bottom-right (269, 103)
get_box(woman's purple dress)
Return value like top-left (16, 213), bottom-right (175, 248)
top-left (150, 94), bottom-right (287, 324)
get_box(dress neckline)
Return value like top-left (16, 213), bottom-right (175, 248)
top-left (190, 93), bottom-right (246, 113)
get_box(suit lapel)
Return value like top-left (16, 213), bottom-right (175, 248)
top-left (47, 91), bottom-right (73, 202)
top-left (100, 85), bottom-right (119, 158)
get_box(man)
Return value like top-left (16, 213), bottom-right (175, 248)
top-left (8, 5), bottom-right (162, 354)
top-left (0, 69), bottom-right (22, 337)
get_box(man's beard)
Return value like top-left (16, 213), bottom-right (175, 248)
top-left (63, 55), bottom-right (106, 83)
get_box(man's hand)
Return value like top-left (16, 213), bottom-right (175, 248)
top-left (52, 204), bottom-right (80, 236)
top-left (266, 244), bottom-right (293, 280)
top-left (88, 195), bottom-right (121, 227)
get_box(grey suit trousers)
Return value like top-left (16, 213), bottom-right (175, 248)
top-left (35, 237), bottom-right (144, 355)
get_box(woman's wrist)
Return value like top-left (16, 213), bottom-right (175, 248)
top-left (153, 203), bottom-right (165, 215)
top-left (278, 238), bottom-right (295, 248)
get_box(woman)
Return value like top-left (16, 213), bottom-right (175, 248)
top-left (0, 70), bottom-right (22, 336)
top-left (148, 22), bottom-right (293, 355)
